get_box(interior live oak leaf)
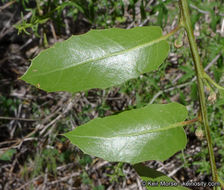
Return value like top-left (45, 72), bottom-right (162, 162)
top-left (21, 26), bottom-right (169, 92)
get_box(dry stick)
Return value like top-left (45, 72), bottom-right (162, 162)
top-left (0, 97), bottom-right (74, 154)
top-left (0, 116), bottom-right (38, 121)
top-left (168, 165), bottom-right (184, 178)
top-left (39, 98), bottom-right (75, 135)
top-left (50, 21), bottom-right (57, 42)
top-left (137, 177), bottom-right (143, 190)
top-left (0, 129), bottom-right (37, 152)
top-left (0, 0), bottom-right (16, 12)
top-left (0, 139), bottom-right (18, 146)
top-left (46, 172), bottom-right (80, 185)
top-left (16, 175), bottom-right (43, 190)
top-left (1, 95), bottom-right (75, 152)
top-left (179, 0), bottom-right (218, 186)
top-left (190, 3), bottom-right (224, 17)
top-left (124, 184), bottom-right (138, 190)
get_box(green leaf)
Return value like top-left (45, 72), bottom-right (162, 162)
top-left (21, 26), bottom-right (169, 92)
top-left (217, 89), bottom-right (224, 105)
top-left (218, 175), bottom-right (224, 190)
top-left (0, 149), bottom-right (16, 161)
top-left (64, 103), bottom-right (188, 164)
top-left (190, 82), bottom-right (198, 101)
top-left (134, 163), bottom-right (190, 189)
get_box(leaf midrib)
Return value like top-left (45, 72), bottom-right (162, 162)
top-left (68, 121), bottom-right (185, 139)
top-left (32, 33), bottom-right (168, 77)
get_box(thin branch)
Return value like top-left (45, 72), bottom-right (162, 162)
top-left (190, 3), bottom-right (224, 17)
top-left (46, 172), bottom-right (79, 185)
top-left (0, 0), bottom-right (16, 12)
top-left (179, 0), bottom-right (218, 184)
top-left (0, 116), bottom-right (38, 121)
top-left (203, 72), bottom-right (224, 91)
top-left (168, 165), bottom-right (183, 177)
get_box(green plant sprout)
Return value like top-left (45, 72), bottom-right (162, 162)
top-left (21, 0), bottom-right (224, 189)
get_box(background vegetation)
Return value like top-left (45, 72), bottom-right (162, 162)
top-left (0, 0), bottom-right (223, 189)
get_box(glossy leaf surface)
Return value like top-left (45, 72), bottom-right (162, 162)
top-left (21, 26), bottom-right (169, 92)
top-left (64, 103), bottom-right (188, 164)
top-left (134, 164), bottom-right (190, 189)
